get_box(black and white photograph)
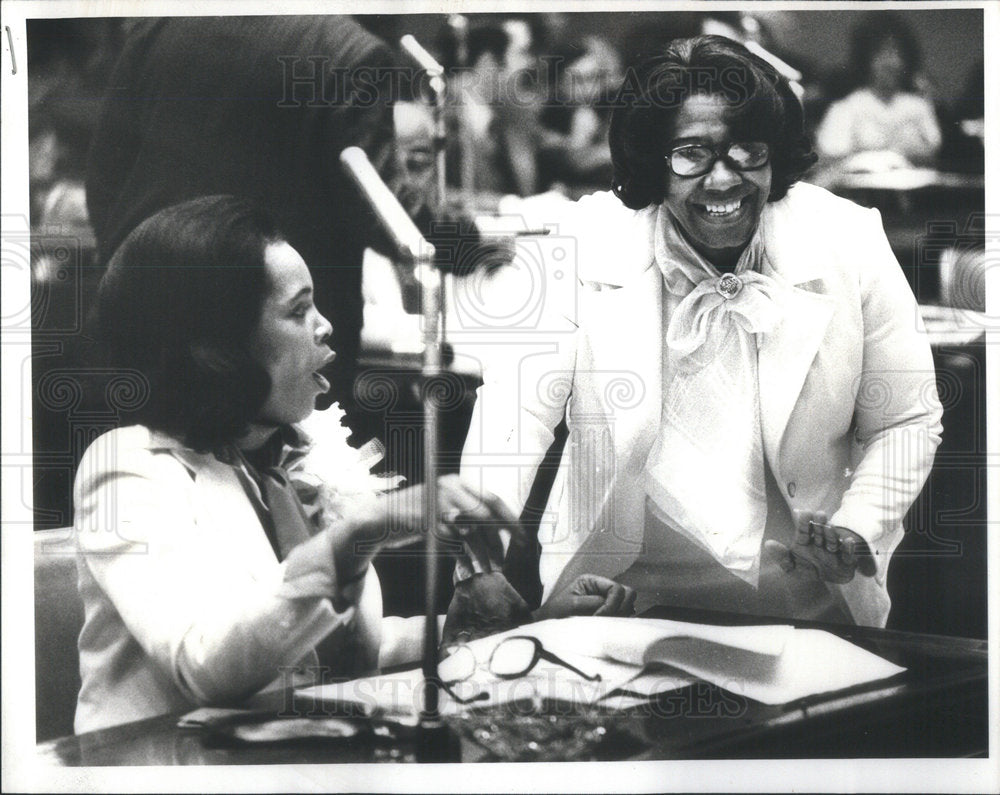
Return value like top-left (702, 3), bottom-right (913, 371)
top-left (2, 1), bottom-right (996, 791)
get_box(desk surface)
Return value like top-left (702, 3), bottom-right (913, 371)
top-left (830, 169), bottom-right (985, 193)
top-left (37, 607), bottom-right (988, 765)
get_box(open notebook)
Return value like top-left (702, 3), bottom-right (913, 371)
top-left (295, 616), bottom-right (905, 722)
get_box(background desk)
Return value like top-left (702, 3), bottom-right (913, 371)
top-left (824, 171), bottom-right (985, 306)
top-left (37, 608), bottom-right (988, 765)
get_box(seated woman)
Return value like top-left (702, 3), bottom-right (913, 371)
top-left (814, 12), bottom-right (942, 170)
top-left (73, 196), bottom-right (630, 733)
top-left (462, 35), bottom-right (943, 627)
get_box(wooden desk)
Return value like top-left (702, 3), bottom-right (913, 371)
top-left (37, 609), bottom-right (987, 765)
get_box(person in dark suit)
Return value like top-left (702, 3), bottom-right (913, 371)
top-left (86, 15), bottom-right (399, 418)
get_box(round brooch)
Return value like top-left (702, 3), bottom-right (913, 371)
top-left (716, 273), bottom-right (743, 299)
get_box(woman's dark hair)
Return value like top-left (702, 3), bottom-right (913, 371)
top-left (848, 12), bottom-right (922, 93)
top-left (93, 195), bottom-right (283, 452)
top-left (609, 35), bottom-right (816, 210)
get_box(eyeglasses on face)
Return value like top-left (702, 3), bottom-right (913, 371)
top-left (665, 141), bottom-right (770, 177)
top-left (439, 635), bottom-right (602, 705)
top-left (402, 147), bottom-right (434, 176)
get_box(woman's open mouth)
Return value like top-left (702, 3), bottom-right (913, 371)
top-left (311, 350), bottom-right (336, 392)
top-left (311, 371), bottom-right (331, 392)
top-left (698, 196), bottom-right (747, 218)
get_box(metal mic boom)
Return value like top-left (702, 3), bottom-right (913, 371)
top-left (339, 146), bottom-right (433, 264)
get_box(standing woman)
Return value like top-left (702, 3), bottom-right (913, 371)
top-left (463, 36), bottom-right (942, 627)
top-left (73, 196), bottom-right (520, 733)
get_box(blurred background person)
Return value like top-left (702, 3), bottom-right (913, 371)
top-left (361, 89), bottom-right (514, 357)
top-left (361, 99), bottom-right (436, 353)
top-left (814, 12), bottom-right (942, 171)
top-left (446, 19), bottom-right (543, 199)
top-left (28, 19), bottom-right (122, 231)
top-left (537, 35), bottom-right (622, 196)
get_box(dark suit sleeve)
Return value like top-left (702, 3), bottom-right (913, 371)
top-left (84, 19), bottom-right (163, 263)
top-left (319, 35), bottom-right (404, 262)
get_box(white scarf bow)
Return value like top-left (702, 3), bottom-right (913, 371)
top-left (644, 206), bottom-right (789, 580)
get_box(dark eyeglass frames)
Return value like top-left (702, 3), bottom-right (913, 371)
top-left (438, 635), bottom-right (602, 705)
top-left (666, 141), bottom-right (770, 177)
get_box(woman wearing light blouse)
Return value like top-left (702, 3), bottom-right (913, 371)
top-left (815, 13), bottom-right (942, 166)
top-left (462, 36), bottom-right (942, 627)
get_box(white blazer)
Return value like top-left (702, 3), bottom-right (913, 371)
top-left (462, 183), bottom-right (942, 627)
top-left (73, 423), bottom-right (423, 733)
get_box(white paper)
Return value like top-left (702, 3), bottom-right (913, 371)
top-left (529, 617), bottom-right (905, 705)
top-left (642, 627), bottom-right (906, 704)
top-left (296, 617), bottom-right (905, 716)
top-left (529, 616), bottom-right (793, 664)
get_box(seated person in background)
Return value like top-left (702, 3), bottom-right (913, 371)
top-left (538, 36), bottom-right (622, 195)
top-left (447, 20), bottom-right (542, 198)
top-left (362, 98), bottom-right (515, 354)
top-left (75, 196), bottom-right (631, 733)
top-left (814, 12), bottom-right (942, 170)
top-left (361, 100), bottom-right (435, 350)
top-left (462, 36), bottom-right (942, 627)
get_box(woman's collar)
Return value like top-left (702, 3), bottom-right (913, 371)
top-left (653, 204), bottom-right (768, 290)
top-left (757, 184), bottom-right (836, 286)
top-left (568, 186), bottom-right (835, 290)
top-left (141, 422), bottom-right (311, 470)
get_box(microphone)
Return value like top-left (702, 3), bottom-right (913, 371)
top-left (736, 14), bottom-right (804, 97)
top-left (339, 147), bottom-right (433, 264)
top-left (400, 34), bottom-right (445, 79)
top-left (743, 40), bottom-right (802, 82)
top-left (339, 146), bottom-right (455, 761)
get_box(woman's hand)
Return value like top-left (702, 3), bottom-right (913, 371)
top-left (339, 474), bottom-right (521, 578)
top-left (532, 575), bottom-right (637, 621)
top-left (763, 510), bottom-right (877, 584)
top-left (433, 475), bottom-right (524, 579)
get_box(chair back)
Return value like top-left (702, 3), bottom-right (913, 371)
top-left (34, 527), bottom-right (83, 741)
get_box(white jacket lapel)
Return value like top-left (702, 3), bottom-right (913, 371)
top-left (756, 194), bottom-right (837, 462)
top-left (758, 287), bottom-right (835, 461)
top-left (163, 442), bottom-right (277, 567)
top-left (576, 255), bottom-right (663, 455)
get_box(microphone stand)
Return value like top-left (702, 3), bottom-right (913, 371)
top-left (445, 15), bottom-right (474, 207)
top-left (339, 147), bottom-right (457, 763)
top-left (738, 13), bottom-right (805, 98)
top-left (399, 34), bottom-right (454, 396)
top-left (400, 35), bottom-right (448, 215)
